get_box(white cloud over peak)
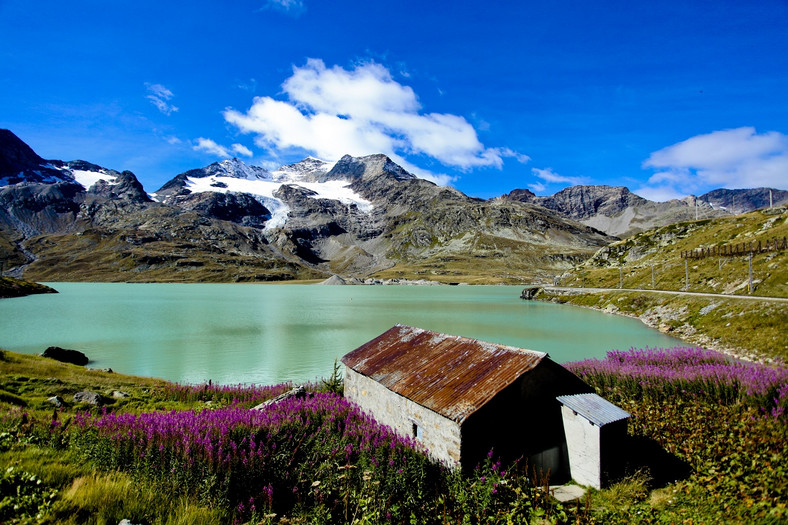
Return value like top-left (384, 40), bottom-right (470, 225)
top-left (529, 167), bottom-right (587, 193)
top-left (193, 138), bottom-right (253, 158)
top-left (145, 83), bottom-right (178, 115)
top-left (639, 127), bottom-right (788, 201)
top-left (194, 138), bottom-right (230, 157)
top-left (223, 59), bottom-right (524, 185)
top-left (232, 143), bottom-right (253, 157)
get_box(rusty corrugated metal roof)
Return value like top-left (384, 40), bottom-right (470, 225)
top-left (341, 324), bottom-right (548, 423)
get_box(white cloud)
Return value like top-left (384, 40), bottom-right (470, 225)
top-left (193, 138), bottom-right (254, 159)
top-left (224, 59), bottom-right (523, 184)
top-left (641, 127), bottom-right (788, 200)
top-left (532, 167), bottom-right (587, 186)
top-left (145, 83), bottom-right (178, 115)
top-left (193, 138), bottom-right (230, 158)
top-left (263, 0), bottom-right (305, 15)
top-left (528, 181), bottom-right (547, 193)
top-left (631, 185), bottom-right (686, 202)
top-left (232, 143), bottom-right (253, 157)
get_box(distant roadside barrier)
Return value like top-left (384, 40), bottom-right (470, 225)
top-left (682, 237), bottom-right (787, 260)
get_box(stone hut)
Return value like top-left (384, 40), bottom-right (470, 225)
top-left (341, 324), bottom-right (625, 482)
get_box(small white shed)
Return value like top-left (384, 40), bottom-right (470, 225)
top-left (556, 393), bottom-right (631, 489)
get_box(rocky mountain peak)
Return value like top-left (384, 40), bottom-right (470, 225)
top-left (214, 158), bottom-right (270, 180)
top-left (0, 129), bottom-right (72, 185)
top-left (274, 157), bottom-right (333, 182)
top-left (323, 154), bottom-right (415, 183)
top-left (503, 184), bottom-right (646, 221)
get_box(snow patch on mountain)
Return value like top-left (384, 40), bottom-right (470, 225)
top-left (71, 169), bottom-right (118, 189)
top-left (184, 173), bottom-right (372, 229)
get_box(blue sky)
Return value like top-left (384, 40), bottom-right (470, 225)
top-left (1, 0), bottom-right (787, 200)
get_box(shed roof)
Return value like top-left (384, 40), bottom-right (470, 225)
top-left (556, 393), bottom-right (631, 426)
top-left (341, 324), bottom-right (548, 423)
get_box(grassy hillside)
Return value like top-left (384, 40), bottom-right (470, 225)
top-left (530, 208), bottom-right (788, 362)
top-left (560, 207), bottom-right (788, 297)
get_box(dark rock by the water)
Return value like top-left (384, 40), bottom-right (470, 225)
top-left (42, 346), bottom-right (89, 366)
top-left (252, 385), bottom-right (307, 410)
top-left (520, 287), bottom-right (542, 300)
top-left (73, 391), bottom-right (108, 406)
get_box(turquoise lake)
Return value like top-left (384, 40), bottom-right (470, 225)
top-left (0, 283), bottom-right (685, 385)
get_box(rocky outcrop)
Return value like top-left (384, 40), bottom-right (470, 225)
top-left (166, 191), bottom-right (271, 228)
top-left (520, 286), bottom-right (542, 300)
top-left (41, 346), bottom-right (89, 366)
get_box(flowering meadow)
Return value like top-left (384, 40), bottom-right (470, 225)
top-left (566, 346), bottom-right (788, 522)
top-left (1, 347), bottom-right (787, 523)
top-left (66, 392), bottom-right (436, 523)
top-left (39, 386), bottom-right (553, 524)
top-left (566, 346), bottom-right (788, 417)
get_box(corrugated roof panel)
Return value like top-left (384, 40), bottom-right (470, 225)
top-left (341, 324), bottom-right (548, 423)
top-left (556, 393), bottom-right (631, 426)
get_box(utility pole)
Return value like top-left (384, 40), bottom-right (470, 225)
top-left (748, 252), bottom-right (753, 294)
top-left (684, 259), bottom-right (689, 291)
top-left (619, 266), bottom-right (623, 289)
top-left (651, 264), bottom-right (655, 289)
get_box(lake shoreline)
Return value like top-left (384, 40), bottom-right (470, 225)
top-left (533, 288), bottom-right (787, 363)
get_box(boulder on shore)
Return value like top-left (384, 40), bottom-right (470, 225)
top-left (73, 391), bottom-right (109, 406)
top-left (42, 346), bottom-right (89, 366)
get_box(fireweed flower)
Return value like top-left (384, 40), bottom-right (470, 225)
top-left (566, 346), bottom-right (788, 417)
top-left (70, 390), bottom-right (431, 519)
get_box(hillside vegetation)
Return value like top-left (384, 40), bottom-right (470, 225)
top-left (0, 349), bottom-right (786, 523)
top-left (532, 208), bottom-right (788, 362)
top-left (563, 207), bottom-right (788, 297)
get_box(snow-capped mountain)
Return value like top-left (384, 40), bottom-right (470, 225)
top-left (0, 128), bottom-right (614, 282)
top-left (154, 157), bottom-right (372, 229)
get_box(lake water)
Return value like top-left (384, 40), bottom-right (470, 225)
top-left (0, 283), bottom-right (685, 385)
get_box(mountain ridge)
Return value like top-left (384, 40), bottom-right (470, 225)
top-left (1, 128), bottom-right (782, 283)
top-left (502, 184), bottom-right (788, 237)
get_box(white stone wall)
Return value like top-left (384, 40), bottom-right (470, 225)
top-left (560, 405), bottom-right (602, 489)
top-left (344, 367), bottom-right (462, 466)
